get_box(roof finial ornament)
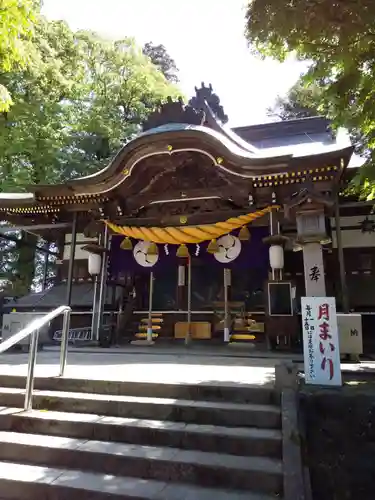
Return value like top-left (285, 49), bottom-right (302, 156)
top-left (189, 82), bottom-right (228, 124)
top-left (141, 96), bottom-right (205, 131)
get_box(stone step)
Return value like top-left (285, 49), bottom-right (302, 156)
top-left (0, 431), bottom-right (283, 494)
top-left (0, 408), bottom-right (282, 457)
top-left (0, 376), bottom-right (276, 405)
top-left (0, 387), bottom-right (281, 428)
top-left (0, 461), bottom-right (278, 500)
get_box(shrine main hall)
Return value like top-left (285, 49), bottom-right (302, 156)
top-left (1, 83), bottom-right (372, 353)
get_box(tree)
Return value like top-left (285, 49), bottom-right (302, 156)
top-left (245, 0), bottom-right (375, 196)
top-left (268, 81), bottom-right (322, 120)
top-left (143, 42), bottom-right (179, 83)
top-left (0, 20), bottom-right (181, 294)
top-left (0, 0), bottom-right (40, 112)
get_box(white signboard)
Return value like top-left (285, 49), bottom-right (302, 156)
top-left (301, 297), bottom-right (342, 386)
top-left (302, 243), bottom-right (326, 296)
top-left (337, 314), bottom-right (363, 355)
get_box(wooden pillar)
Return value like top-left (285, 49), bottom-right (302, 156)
top-left (335, 201), bottom-right (349, 312)
top-left (65, 212), bottom-right (78, 307)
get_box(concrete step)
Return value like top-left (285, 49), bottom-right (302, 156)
top-left (0, 387), bottom-right (281, 428)
top-left (0, 461), bottom-right (278, 499)
top-left (0, 431), bottom-right (283, 494)
top-left (0, 376), bottom-right (276, 405)
top-left (0, 408), bottom-right (282, 457)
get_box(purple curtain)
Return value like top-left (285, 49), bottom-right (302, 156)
top-left (108, 227), bottom-right (270, 278)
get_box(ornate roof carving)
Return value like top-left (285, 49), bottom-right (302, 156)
top-left (142, 97), bottom-right (205, 131)
top-left (141, 83), bottom-right (228, 132)
top-left (189, 82), bottom-right (228, 124)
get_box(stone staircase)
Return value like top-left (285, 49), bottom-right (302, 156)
top-left (0, 375), bottom-right (283, 499)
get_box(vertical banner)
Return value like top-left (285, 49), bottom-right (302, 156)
top-left (178, 265), bottom-right (185, 286)
top-left (301, 297), bottom-right (342, 386)
top-left (303, 242), bottom-right (326, 296)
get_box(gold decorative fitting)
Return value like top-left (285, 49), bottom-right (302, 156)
top-left (147, 242), bottom-right (158, 256)
top-left (179, 215), bottom-right (187, 224)
top-left (216, 157), bottom-right (223, 165)
top-left (123, 169), bottom-right (129, 175)
top-left (207, 239), bottom-right (220, 254)
top-left (167, 144), bottom-right (173, 151)
top-left (238, 226), bottom-right (250, 241)
top-left (120, 237), bottom-right (133, 251)
top-left (176, 244), bottom-right (189, 258)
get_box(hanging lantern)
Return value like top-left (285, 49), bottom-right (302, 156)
top-left (238, 226), bottom-right (250, 241)
top-left (88, 252), bottom-right (101, 275)
top-left (147, 242), bottom-right (158, 256)
top-left (269, 245), bottom-right (284, 270)
top-left (177, 244), bottom-right (190, 258)
top-left (207, 239), bottom-right (220, 254)
top-left (120, 237), bottom-right (133, 250)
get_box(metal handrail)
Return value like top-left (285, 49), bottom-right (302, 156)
top-left (0, 305), bottom-right (72, 411)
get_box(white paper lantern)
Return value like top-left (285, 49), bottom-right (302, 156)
top-left (88, 252), bottom-right (102, 275)
top-left (269, 245), bottom-right (284, 270)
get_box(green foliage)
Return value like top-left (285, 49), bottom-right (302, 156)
top-left (0, 16), bottom-right (181, 293)
top-left (143, 42), bottom-right (179, 83)
top-left (268, 81), bottom-right (322, 120)
top-left (0, 0), bottom-right (39, 112)
top-left (245, 0), bottom-right (375, 193)
top-left (0, 21), bottom-right (181, 190)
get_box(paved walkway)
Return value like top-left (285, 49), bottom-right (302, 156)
top-left (0, 346), bottom-right (278, 387)
top-left (0, 345), bottom-right (372, 386)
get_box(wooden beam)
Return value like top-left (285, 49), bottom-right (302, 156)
top-left (0, 222), bottom-right (71, 232)
top-left (112, 208), bottom-right (256, 227)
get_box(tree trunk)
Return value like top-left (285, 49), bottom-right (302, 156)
top-left (13, 231), bottom-right (38, 296)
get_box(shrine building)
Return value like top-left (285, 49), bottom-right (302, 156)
top-left (0, 83), bottom-right (372, 353)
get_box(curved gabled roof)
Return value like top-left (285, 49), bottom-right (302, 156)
top-left (28, 122), bottom-right (294, 198)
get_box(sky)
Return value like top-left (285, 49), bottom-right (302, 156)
top-left (42, 0), bottom-right (308, 127)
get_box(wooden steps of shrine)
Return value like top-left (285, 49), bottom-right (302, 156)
top-left (140, 318), bottom-right (163, 324)
top-left (135, 314), bottom-right (164, 340)
top-left (139, 325), bottom-right (162, 331)
top-left (231, 334), bottom-right (256, 341)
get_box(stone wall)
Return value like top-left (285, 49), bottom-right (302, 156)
top-left (300, 386), bottom-right (375, 500)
